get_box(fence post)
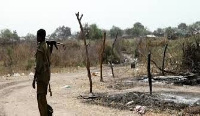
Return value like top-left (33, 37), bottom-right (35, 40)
top-left (147, 52), bottom-right (152, 95)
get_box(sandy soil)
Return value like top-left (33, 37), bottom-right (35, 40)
top-left (0, 66), bottom-right (200, 116)
top-left (0, 67), bottom-right (137, 116)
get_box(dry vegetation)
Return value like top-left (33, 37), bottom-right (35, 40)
top-left (0, 35), bottom-right (200, 76)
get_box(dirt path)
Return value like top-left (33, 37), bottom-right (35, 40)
top-left (0, 67), bottom-right (136, 116)
top-left (2, 66), bottom-right (200, 116)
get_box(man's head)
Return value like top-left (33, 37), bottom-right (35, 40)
top-left (37, 29), bottom-right (46, 42)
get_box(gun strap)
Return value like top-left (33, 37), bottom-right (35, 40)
top-left (49, 83), bottom-right (52, 96)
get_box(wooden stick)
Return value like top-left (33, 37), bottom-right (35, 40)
top-left (100, 32), bottom-right (106, 82)
top-left (110, 32), bottom-right (118, 78)
top-left (75, 12), bottom-right (93, 93)
top-left (162, 44), bottom-right (168, 76)
top-left (147, 52), bottom-right (152, 95)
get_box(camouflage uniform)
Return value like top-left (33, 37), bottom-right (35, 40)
top-left (35, 41), bottom-right (50, 116)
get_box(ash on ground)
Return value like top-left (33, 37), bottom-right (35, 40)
top-left (82, 73), bottom-right (200, 114)
top-left (138, 73), bottom-right (200, 86)
top-left (83, 92), bottom-right (190, 111)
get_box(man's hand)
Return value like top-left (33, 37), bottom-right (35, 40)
top-left (32, 73), bottom-right (37, 89)
top-left (32, 80), bottom-right (35, 89)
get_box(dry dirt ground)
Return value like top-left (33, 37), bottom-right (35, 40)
top-left (0, 66), bottom-right (200, 116)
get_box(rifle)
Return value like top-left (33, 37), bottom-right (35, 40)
top-left (46, 40), bottom-right (63, 54)
top-left (46, 40), bottom-right (63, 96)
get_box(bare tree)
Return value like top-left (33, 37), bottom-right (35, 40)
top-left (110, 33), bottom-right (118, 78)
top-left (100, 32), bottom-right (106, 82)
top-left (75, 12), bottom-right (93, 93)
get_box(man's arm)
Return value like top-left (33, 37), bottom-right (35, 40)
top-left (32, 47), bottom-right (44, 89)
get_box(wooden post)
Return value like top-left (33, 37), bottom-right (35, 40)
top-left (147, 52), bottom-right (152, 95)
top-left (75, 12), bottom-right (93, 93)
top-left (110, 33), bottom-right (118, 78)
top-left (100, 32), bottom-right (106, 82)
top-left (162, 44), bottom-right (168, 76)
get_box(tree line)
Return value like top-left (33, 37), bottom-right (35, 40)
top-left (0, 21), bottom-right (200, 43)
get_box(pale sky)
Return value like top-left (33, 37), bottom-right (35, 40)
top-left (0, 0), bottom-right (200, 36)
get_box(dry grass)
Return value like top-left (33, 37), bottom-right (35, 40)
top-left (0, 35), bottom-right (200, 76)
top-left (0, 40), bottom-right (103, 75)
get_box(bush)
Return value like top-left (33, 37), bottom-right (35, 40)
top-left (182, 35), bottom-right (200, 73)
top-left (103, 42), bottom-right (120, 64)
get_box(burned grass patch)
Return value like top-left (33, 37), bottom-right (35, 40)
top-left (82, 75), bottom-right (200, 114)
top-left (82, 92), bottom-right (190, 113)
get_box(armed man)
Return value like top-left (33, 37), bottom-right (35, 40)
top-left (32, 29), bottom-right (51, 116)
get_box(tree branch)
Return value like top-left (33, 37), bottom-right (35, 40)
top-left (151, 59), bottom-right (176, 75)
